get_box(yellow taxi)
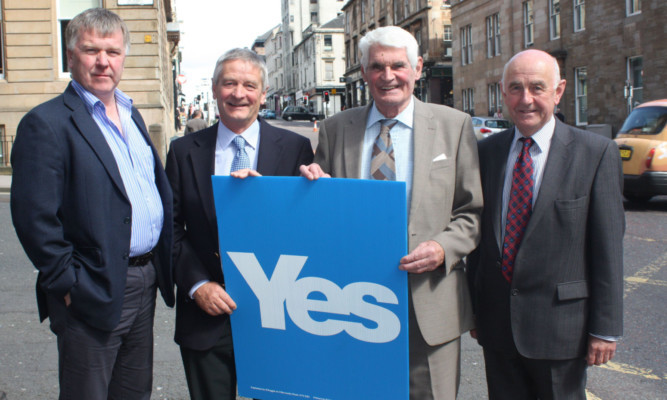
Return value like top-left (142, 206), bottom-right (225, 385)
top-left (614, 99), bottom-right (667, 202)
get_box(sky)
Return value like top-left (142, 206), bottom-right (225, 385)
top-left (175, 0), bottom-right (282, 101)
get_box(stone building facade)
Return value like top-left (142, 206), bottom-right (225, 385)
top-left (0, 0), bottom-right (179, 166)
top-left (451, 0), bottom-right (666, 134)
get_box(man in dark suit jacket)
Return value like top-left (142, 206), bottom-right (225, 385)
top-left (165, 48), bottom-right (313, 400)
top-left (10, 9), bottom-right (173, 400)
top-left (468, 49), bottom-right (625, 399)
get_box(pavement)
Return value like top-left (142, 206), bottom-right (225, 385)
top-left (0, 174), bottom-right (9, 194)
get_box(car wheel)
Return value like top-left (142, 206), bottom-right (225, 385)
top-left (286, 115), bottom-right (293, 121)
top-left (311, 116), bottom-right (317, 122)
top-left (624, 193), bottom-right (653, 203)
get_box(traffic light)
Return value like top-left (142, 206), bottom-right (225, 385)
top-left (324, 91), bottom-right (330, 103)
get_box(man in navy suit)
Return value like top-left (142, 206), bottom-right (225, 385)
top-left (468, 49), bottom-right (624, 399)
top-left (165, 48), bottom-right (313, 400)
top-left (10, 8), bottom-right (173, 400)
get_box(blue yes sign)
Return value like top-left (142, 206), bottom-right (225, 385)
top-left (213, 177), bottom-right (408, 400)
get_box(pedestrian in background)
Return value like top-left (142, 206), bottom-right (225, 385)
top-left (185, 109), bottom-right (208, 134)
top-left (10, 8), bottom-right (174, 399)
top-left (300, 26), bottom-right (482, 400)
top-left (468, 49), bottom-right (624, 400)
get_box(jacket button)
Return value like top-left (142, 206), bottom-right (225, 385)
top-left (123, 253), bottom-right (129, 260)
top-left (124, 217), bottom-right (131, 224)
top-left (215, 252), bottom-right (220, 259)
top-left (511, 289), bottom-right (519, 296)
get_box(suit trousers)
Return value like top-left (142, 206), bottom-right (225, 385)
top-left (180, 316), bottom-right (236, 400)
top-left (482, 347), bottom-right (587, 400)
top-left (409, 301), bottom-right (461, 400)
top-left (47, 263), bottom-right (157, 400)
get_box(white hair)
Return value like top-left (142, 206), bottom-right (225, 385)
top-left (359, 26), bottom-right (419, 70)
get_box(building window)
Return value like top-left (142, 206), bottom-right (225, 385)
top-left (325, 61), bottom-right (334, 81)
top-left (404, 0), bottom-right (410, 18)
top-left (575, 67), bottom-right (587, 125)
top-left (0, 125), bottom-right (7, 166)
top-left (361, 0), bottom-right (366, 23)
top-left (523, 1), bottom-right (534, 48)
top-left (324, 35), bottom-right (333, 51)
top-left (311, 12), bottom-right (318, 24)
top-left (486, 13), bottom-right (500, 58)
top-left (462, 88), bottom-right (474, 115)
top-left (488, 83), bottom-right (502, 116)
top-left (310, 0), bottom-right (317, 3)
top-left (58, 0), bottom-right (102, 75)
top-left (574, 0), bottom-right (585, 32)
top-left (370, 0), bottom-right (375, 18)
top-left (549, 0), bottom-right (560, 40)
top-left (626, 0), bottom-right (641, 16)
top-left (461, 25), bottom-right (473, 66)
top-left (627, 56), bottom-right (643, 106)
top-left (414, 28), bottom-right (422, 53)
top-left (443, 24), bottom-right (452, 58)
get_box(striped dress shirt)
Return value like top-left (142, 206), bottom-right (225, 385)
top-left (71, 80), bottom-right (163, 257)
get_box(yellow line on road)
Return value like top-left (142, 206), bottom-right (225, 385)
top-left (586, 389), bottom-right (602, 400)
top-left (624, 251), bottom-right (667, 298)
top-left (598, 361), bottom-right (663, 380)
top-left (624, 276), bottom-right (667, 287)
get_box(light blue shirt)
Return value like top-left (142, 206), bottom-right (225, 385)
top-left (71, 80), bottom-right (163, 257)
top-left (360, 98), bottom-right (415, 211)
top-left (190, 119), bottom-right (261, 298)
top-left (214, 119), bottom-right (260, 175)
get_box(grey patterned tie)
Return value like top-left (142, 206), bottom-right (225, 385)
top-left (371, 119), bottom-right (398, 181)
top-left (230, 136), bottom-right (250, 172)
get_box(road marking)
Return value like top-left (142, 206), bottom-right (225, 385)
top-left (599, 361), bottom-right (663, 380)
top-left (624, 276), bottom-right (667, 287)
top-left (585, 390), bottom-right (602, 400)
top-left (624, 251), bottom-right (667, 298)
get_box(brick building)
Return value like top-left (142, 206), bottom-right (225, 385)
top-left (0, 0), bottom-right (179, 166)
top-left (451, 0), bottom-right (667, 135)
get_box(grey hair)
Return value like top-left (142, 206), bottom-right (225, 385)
top-left (359, 26), bottom-right (419, 70)
top-left (212, 48), bottom-right (268, 91)
top-left (66, 8), bottom-right (130, 54)
top-left (502, 50), bottom-right (561, 90)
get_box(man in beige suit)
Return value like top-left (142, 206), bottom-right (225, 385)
top-left (300, 26), bottom-right (482, 399)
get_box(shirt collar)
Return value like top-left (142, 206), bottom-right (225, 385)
top-left (71, 79), bottom-right (132, 114)
top-left (512, 115), bottom-right (556, 152)
top-left (366, 96), bottom-right (415, 129)
top-left (216, 119), bottom-right (260, 151)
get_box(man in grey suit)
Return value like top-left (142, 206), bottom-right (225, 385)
top-left (301, 26), bottom-right (482, 399)
top-left (468, 49), bottom-right (625, 399)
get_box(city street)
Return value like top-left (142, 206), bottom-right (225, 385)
top-left (0, 189), bottom-right (665, 399)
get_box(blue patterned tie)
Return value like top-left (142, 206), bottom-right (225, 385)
top-left (371, 119), bottom-right (398, 181)
top-left (230, 136), bottom-right (250, 172)
top-left (501, 137), bottom-right (534, 282)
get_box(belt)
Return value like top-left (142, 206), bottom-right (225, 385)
top-left (128, 251), bottom-right (154, 267)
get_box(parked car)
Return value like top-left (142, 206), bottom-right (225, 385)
top-left (472, 117), bottom-right (512, 140)
top-left (259, 109), bottom-right (276, 119)
top-left (282, 106), bottom-right (324, 121)
top-left (614, 99), bottom-right (667, 202)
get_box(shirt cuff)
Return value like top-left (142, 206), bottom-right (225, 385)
top-left (189, 280), bottom-right (209, 299)
top-left (590, 333), bottom-right (621, 342)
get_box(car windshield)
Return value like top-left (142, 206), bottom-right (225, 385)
top-left (619, 106), bottom-right (667, 135)
top-left (486, 120), bottom-right (512, 129)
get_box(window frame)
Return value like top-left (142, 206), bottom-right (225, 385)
top-left (573, 0), bottom-right (585, 32)
top-left (0, 0), bottom-right (4, 79)
top-left (523, 1), bottom-right (534, 48)
top-left (575, 66), bottom-right (588, 126)
top-left (57, 0), bottom-right (102, 77)
top-left (626, 0), bottom-right (641, 16)
top-left (549, 0), bottom-right (561, 40)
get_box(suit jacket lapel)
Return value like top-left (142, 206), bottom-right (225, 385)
top-left (189, 125), bottom-right (218, 236)
top-left (64, 84), bottom-right (129, 201)
top-left (256, 119), bottom-right (283, 175)
top-left (523, 121), bottom-right (574, 238)
top-left (342, 105), bottom-right (372, 178)
top-left (410, 99), bottom-right (436, 222)
top-left (491, 130), bottom-right (515, 249)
